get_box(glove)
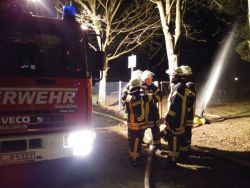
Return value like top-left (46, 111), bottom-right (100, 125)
top-left (160, 130), bottom-right (168, 142)
top-left (160, 130), bottom-right (165, 138)
top-left (123, 113), bottom-right (128, 120)
top-left (160, 128), bottom-right (168, 137)
top-left (159, 118), bottom-right (164, 124)
top-left (164, 120), bottom-right (168, 125)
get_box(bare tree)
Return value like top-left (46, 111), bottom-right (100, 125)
top-left (73, 0), bottom-right (160, 105)
top-left (149, 0), bottom-right (184, 76)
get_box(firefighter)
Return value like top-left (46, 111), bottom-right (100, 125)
top-left (124, 78), bottom-right (152, 166)
top-left (179, 65), bottom-right (196, 158)
top-left (121, 70), bottom-right (143, 118)
top-left (141, 70), bottom-right (163, 150)
top-left (121, 70), bottom-right (143, 106)
top-left (161, 67), bottom-right (187, 166)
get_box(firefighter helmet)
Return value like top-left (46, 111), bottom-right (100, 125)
top-left (141, 70), bottom-right (155, 81)
top-left (129, 78), bottom-right (141, 88)
top-left (131, 69), bottom-right (143, 80)
top-left (180, 65), bottom-right (192, 76)
top-left (166, 67), bottom-right (183, 76)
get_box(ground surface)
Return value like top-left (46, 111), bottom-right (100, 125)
top-left (1, 103), bottom-right (249, 188)
top-left (93, 102), bottom-right (250, 188)
top-left (93, 99), bottom-right (250, 165)
top-left (192, 101), bottom-right (250, 163)
top-left (92, 111), bottom-right (250, 188)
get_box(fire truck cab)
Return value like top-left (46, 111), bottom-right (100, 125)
top-left (0, 2), bottom-right (105, 165)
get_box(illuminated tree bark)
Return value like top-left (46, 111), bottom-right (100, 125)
top-left (150, 0), bottom-right (183, 75)
top-left (248, 0), bottom-right (250, 27)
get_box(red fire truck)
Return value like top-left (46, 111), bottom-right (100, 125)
top-left (0, 3), bottom-right (105, 165)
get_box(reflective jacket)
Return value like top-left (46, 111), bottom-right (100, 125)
top-left (141, 83), bottom-right (162, 127)
top-left (125, 87), bottom-right (152, 130)
top-left (164, 82), bottom-right (187, 135)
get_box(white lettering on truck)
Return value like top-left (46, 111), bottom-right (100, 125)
top-left (0, 116), bottom-right (30, 124)
top-left (0, 88), bottom-right (77, 105)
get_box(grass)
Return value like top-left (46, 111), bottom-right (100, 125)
top-left (205, 99), bottom-right (250, 117)
top-left (92, 94), bottom-right (250, 119)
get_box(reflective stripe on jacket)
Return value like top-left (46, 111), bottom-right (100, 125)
top-left (125, 88), bottom-right (152, 130)
top-left (164, 82), bottom-right (187, 135)
top-left (142, 83), bottom-right (162, 126)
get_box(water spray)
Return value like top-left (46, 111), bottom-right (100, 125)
top-left (195, 25), bottom-right (237, 125)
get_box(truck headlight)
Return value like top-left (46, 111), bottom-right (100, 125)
top-left (67, 130), bottom-right (96, 157)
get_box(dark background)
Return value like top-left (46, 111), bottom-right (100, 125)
top-left (3, 0), bottom-right (250, 98)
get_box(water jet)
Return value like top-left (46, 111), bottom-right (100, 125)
top-left (195, 26), bottom-right (236, 124)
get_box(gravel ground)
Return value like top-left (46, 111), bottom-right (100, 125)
top-left (92, 105), bottom-right (250, 188)
top-left (93, 102), bottom-right (250, 165)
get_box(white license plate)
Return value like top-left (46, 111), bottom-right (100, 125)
top-left (0, 151), bottom-right (35, 165)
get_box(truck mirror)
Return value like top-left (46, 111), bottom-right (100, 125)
top-left (91, 51), bottom-right (106, 84)
top-left (95, 51), bottom-right (106, 71)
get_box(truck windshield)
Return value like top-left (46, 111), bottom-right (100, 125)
top-left (0, 16), bottom-right (91, 78)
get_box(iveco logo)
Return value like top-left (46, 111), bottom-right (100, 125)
top-left (0, 116), bottom-right (30, 124)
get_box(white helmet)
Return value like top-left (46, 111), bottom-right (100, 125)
top-left (131, 69), bottom-right (143, 80)
top-left (141, 70), bottom-right (155, 81)
top-left (128, 78), bottom-right (141, 88)
top-left (166, 67), bottom-right (183, 76)
top-left (180, 65), bottom-right (192, 76)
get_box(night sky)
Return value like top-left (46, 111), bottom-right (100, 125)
top-left (4, 0), bottom-right (250, 97)
top-left (107, 5), bottom-right (250, 99)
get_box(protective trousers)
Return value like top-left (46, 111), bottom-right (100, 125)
top-left (128, 128), bottom-right (145, 163)
top-left (165, 131), bottom-right (181, 162)
top-left (162, 81), bottom-right (187, 163)
top-left (148, 122), bottom-right (161, 149)
top-left (180, 82), bottom-right (196, 155)
top-left (142, 84), bottom-right (162, 149)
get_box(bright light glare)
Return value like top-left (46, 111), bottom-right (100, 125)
top-left (28, 0), bottom-right (52, 15)
top-left (73, 145), bottom-right (92, 157)
top-left (81, 24), bottom-right (89, 30)
top-left (28, 0), bottom-right (41, 3)
top-left (68, 130), bottom-right (96, 157)
top-left (234, 77), bottom-right (239, 81)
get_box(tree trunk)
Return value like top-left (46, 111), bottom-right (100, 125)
top-left (98, 59), bottom-right (109, 105)
top-left (248, 0), bottom-right (250, 27)
top-left (174, 0), bottom-right (181, 48)
top-left (156, 1), bottom-right (178, 74)
top-left (98, 68), bottom-right (108, 105)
